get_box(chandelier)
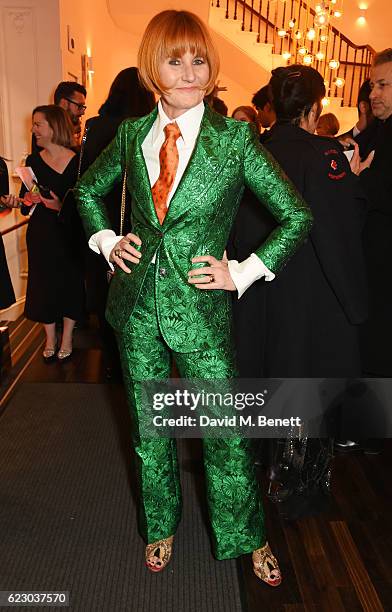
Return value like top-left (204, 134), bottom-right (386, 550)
top-left (277, 0), bottom-right (345, 101)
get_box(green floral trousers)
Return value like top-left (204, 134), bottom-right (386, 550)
top-left (115, 267), bottom-right (265, 560)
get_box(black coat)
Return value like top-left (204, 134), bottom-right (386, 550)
top-left (80, 115), bottom-right (132, 314)
top-left (227, 128), bottom-right (277, 377)
top-left (230, 123), bottom-right (368, 377)
top-left (0, 159), bottom-right (16, 309)
top-left (356, 115), bottom-right (392, 375)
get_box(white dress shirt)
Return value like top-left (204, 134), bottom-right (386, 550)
top-left (89, 99), bottom-right (274, 297)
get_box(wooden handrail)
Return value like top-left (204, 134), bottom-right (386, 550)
top-left (232, 0), bottom-right (375, 56)
top-left (1, 218), bottom-right (29, 236)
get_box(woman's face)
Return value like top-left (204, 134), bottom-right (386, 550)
top-left (233, 110), bottom-right (252, 123)
top-left (158, 50), bottom-right (210, 119)
top-left (32, 112), bottom-right (53, 147)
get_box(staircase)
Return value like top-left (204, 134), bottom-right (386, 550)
top-left (0, 316), bottom-right (44, 412)
top-left (210, 2), bottom-right (286, 74)
top-left (209, 0), bottom-right (375, 132)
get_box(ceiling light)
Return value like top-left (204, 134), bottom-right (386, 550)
top-left (329, 59), bottom-right (340, 70)
top-left (303, 54), bottom-right (314, 65)
top-left (335, 77), bottom-right (345, 88)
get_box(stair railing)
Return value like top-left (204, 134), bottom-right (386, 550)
top-left (212, 0), bottom-right (375, 107)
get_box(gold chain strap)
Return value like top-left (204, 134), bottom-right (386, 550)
top-left (77, 124), bottom-right (90, 179)
top-left (120, 170), bottom-right (127, 236)
top-left (78, 121), bottom-right (127, 235)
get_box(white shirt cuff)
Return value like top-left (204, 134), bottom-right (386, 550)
top-left (353, 125), bottom-right (361, 138)
top-left (228, 253), bottom-right (275, 299)
top-left (89, 229), bottom-right (122, 270)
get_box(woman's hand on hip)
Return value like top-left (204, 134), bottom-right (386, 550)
top-left (188, 253), bottom-right (236, 291)
top-left (109, 232), bottom-right (142, 274)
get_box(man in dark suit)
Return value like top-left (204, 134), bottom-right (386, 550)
top-left (357, 49), bottom-right (392, 377)
top-left (340, 78), bottom-right (374, 141)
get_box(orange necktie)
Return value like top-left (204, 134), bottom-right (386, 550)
top-left (151, 122), bottom-right (182, 225)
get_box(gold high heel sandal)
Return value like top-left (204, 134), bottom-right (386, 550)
top-left (252, 542), bottom-right (282, 587)
top-left (145, 536), bottom-right (174, 573)
top-left (57, 348), bottom-right (72, 361)
top-left (43, 346), bottom-right (57, 362)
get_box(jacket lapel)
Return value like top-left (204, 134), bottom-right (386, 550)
top-left (129, 104), bottom-right (229, 230)
top-left (163, 105), bottom-right (228, 229)
top-left (128, 107), bottom-right (162, 229)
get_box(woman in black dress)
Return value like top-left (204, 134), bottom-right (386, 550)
top-left (0, 157), bottom-right (16, 310)
top-left (4, 106), bottom-right (84, 360)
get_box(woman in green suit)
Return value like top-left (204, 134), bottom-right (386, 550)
top-left (76, 10), bottom-right (312, 585)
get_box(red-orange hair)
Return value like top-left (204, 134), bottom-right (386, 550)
top-left (137, 10), bottom-right (220, 96)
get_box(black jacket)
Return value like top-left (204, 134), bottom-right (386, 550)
top-left (356, 115), bottom-right (392, 374)
top-left (229, 123), bottom-right (368, 377)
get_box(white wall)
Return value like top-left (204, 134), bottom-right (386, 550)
top-left (337, 0), bottom-right (392, 53)
top-left (59, 0), bottom-right (142, 120)
top-left (0, 0), bottom-right (63, 320)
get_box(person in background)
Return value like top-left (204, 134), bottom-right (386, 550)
top-left (227, 93), bottom-right (276, 378)
top-left (316, 112), bottom-right (340, 137)
top-left (233, 65), bottom-right (372, 519)
top-left (76, 9), bottom-right (312, 585)
top-left (0, 157), bottom-right (16, 310)
top-left (54, 82), bottom-right (87, 143)
top-left (357, 49), bottom-right (392, 379)
top-left (32, 81), bottom-right (87, 152)
top-left (3, 106), bottom-right (84, 361)
top-left (205, 81), bottom-right (228, 116)
top-left (79, 67), bottom-right (155, 378)
top-left (252, 85), bottom-right (276, 142)
top-left (232, 105), bottom-right (261, 131)
top-left (209, 95), bottom-right (228, 116)
top-left (340, 79), bottom-right (374, 141)
top-left (335, 52), bottom-right (392, 456)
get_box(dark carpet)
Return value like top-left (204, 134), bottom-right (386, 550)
top-left (0, 383), bottom-right (243, 612)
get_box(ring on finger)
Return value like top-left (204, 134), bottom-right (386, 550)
top-left (115, 249), bottom-right (123, 259)
top-left (209, 274), bottom-right (214, 283)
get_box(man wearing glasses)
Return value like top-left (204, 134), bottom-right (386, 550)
top-left (32, 81), bottom-right (87, 152)
top-left (54, 81), bottom-right (87, 133)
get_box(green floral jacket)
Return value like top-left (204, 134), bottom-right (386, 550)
top-left (75, 104), bottom-right (312, 353)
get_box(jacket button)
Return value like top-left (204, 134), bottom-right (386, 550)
top-left (159, 267), bottom-right (167, 277)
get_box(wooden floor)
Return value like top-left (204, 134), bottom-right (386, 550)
top-left (1, 320), bottom-right (391, 612)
